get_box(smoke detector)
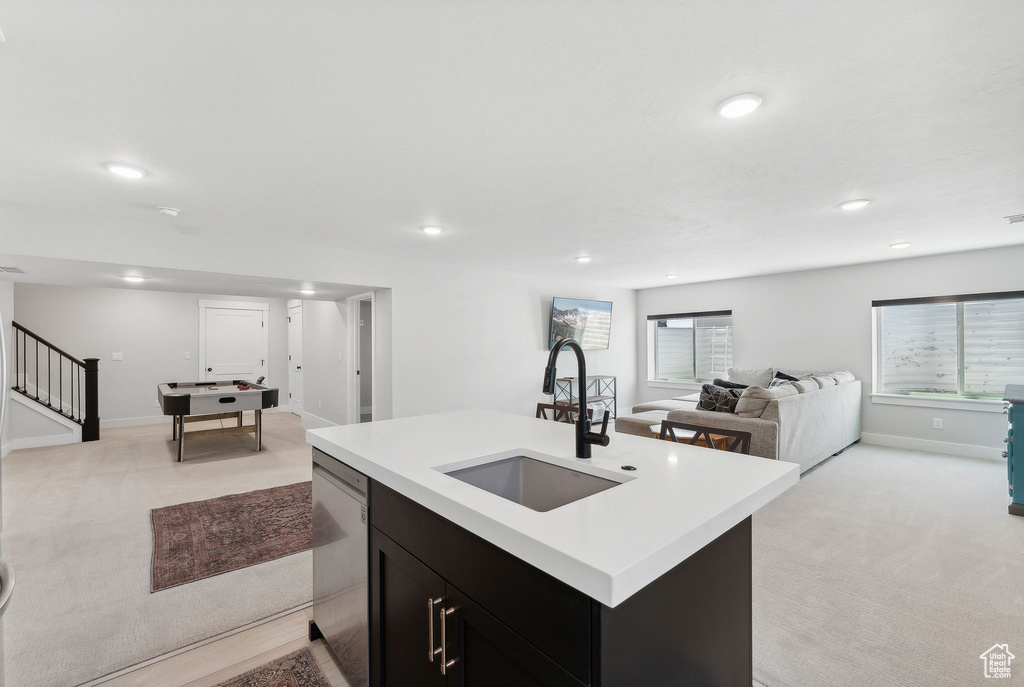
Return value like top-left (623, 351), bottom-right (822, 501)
top-left (157, 206), bottom-right (180, 217)
top-left (1006, 214), bottom-right (1024, 225)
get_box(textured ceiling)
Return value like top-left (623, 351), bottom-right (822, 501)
top-left (0, 0), bottom-right (1022, 288)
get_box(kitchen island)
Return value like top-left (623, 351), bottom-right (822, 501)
top-left (308, 409), bottom-right (799, 687)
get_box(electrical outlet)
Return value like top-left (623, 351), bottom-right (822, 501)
top-left (338, 352), bottom-right (343, 361)
top-left (318, 400), bottom-right (323, 409)
top-left (112, 352), bottom-right (123, 361)
top-left (184, 352), bottom-right (191, 360)
top-left (933, 418), bottom-right (943, 430)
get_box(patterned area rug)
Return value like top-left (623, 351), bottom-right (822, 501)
top-left (152, 481), bottom-right (312, 591)
top-left (213, 648), bottom-right (331, 687)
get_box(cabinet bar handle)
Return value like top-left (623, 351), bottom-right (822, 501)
top-left (428, 597), bottom-right (442, 662)
top-left (440, 606), bottom-right (456, 675)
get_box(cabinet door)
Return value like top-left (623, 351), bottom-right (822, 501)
top-left (370, 529), bottom-right (446, 687)
top-left (442, 586), bottom-right (585, 687)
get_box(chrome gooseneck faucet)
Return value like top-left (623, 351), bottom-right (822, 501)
top-left (543, 338), bottom-right (610, 459)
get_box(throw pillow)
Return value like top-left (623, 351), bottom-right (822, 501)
top-left (697, 384), bottom-right (741, 413)
top-left (712, 378), bottom-right (748, 389)
top-left (726, 367), bottom-right (775, 387)
top-left (830, 370), bottom-right (855, 383)
top-left (735, 384), bottom-right (799, 418)
top-left (774, 371), bottom-right (800, 382)
top-left (768, 377), bottom-right (794, 389)
top-left (791, 379), bottom-right (818, 393)
top-left (812, 375), bottom-right (837, 387)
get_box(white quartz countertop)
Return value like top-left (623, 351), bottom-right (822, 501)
top-left (308, 409), bottom-right (799, 607)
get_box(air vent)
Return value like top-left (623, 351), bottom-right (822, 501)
top-left (1006, 214), bottom-right (1024, 225)
top-left (0, 266), bottom-right (26, 274)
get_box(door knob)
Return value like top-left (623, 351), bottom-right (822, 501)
top-left (207, 367), bottom-right (213, 372)
top-left (297, 365), bottom-right (302, 370)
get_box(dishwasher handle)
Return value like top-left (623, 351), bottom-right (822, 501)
top-left (313, 462), bottom-right (368, 505)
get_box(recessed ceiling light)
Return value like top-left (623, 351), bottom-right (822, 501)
top-left (666, 274), bottom-right (678, 279)
top-left (890, 242), bottom-right (911, 250)
top-left (839, 199), bottom-right (870, 211)
top-left (717, 93), bottom-right (762, 118)
top-left (576, 256), bottom-right (592, 263)
top-left (157, 206), bottom-right (180, 217)
top-left (105, 163), bottom-right (147, 179)
top-left (299, 289), bottom-right (316, 296)
top-left (422, 226), bottom-right (444, 235)
top-left (122, 275), bottom-right (146, 283)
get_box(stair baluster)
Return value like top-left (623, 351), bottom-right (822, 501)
top-left (9, 321), bottom-right (99, 441)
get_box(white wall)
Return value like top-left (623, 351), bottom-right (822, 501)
top-left (0, 280), bottom-right (13, 457)
top-left (11, 284), bottom-right (289, 424)
top-left (373, 288), bottom-right (394, 421)
top-left (636, 244), bottom-right (1024, 456)
top-left (1, 204), bottom-right (639, 430)
top-left (301, 299), bottom-right (349, 428)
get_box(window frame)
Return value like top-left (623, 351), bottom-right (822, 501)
top-left (871, 290), bottom-right (1024, 407)
top-left (646, 309), bottom-right (732, 385)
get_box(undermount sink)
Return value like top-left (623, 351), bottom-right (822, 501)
top-left (440, 450), bottom-right (628, 512)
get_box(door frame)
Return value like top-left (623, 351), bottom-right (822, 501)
top-left (287, 299), bottom-right (303, 416)
top-left (198, 299), bottom-right (270, 382)
top-left (347, 292), bottom-right (375, 424)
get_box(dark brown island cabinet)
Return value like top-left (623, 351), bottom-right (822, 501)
top-left (366, 481), bottom-right (752, 687)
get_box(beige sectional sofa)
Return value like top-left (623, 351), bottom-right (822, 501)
top-left (616, 372), bottom-right (862, 473)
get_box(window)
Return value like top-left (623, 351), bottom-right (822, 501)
top-left (874, 291), bottom-right (1024, 399)
top-left (648, 310), bottom-right (732, 382)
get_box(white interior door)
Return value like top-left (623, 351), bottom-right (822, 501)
top-left (288, 304), bottom-right (303, 416)
top-left (203, 307), bottom-right (266, 382)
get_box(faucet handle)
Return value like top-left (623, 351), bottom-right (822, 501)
top-left (597, 410), bottom-right (610, 436)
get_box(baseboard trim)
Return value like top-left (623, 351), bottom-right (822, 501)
top-left (82, 602), bottom-right (313, 686)
top-left (0, 441), bottom-right (10, 459)
top-left (860, 432), bottom-right (1004, 461)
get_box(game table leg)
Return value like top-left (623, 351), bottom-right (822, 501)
top-left (237, 411), bottom-right (243, 427)
top-left (177, 416), bottom-right (185, 462)
top-left (256, 409), bottom-right (262, 451)
top-left (172, 415), bottom-right (178, 441)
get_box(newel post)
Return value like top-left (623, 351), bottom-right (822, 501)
top-left (83, 357), bottom-right (100, 442)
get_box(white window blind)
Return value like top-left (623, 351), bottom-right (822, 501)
top-left (963, 299), bottom-right (1024, 396)
top-left (875, 292), bottom-right (1024, 398)
top-left (877, 302), bottom-right (958, 394)
top-left (651, 312), bottom-right (732, 382)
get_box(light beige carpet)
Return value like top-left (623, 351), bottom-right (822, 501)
top-left (753, 444), bottom-right (1024, 686)
top-left (2, 412), bottom-right (313, 687)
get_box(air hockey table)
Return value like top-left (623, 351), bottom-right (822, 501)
top-left (157, 379), bottom-right (280, 462)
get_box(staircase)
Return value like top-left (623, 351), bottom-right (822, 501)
top-left (10, 321), bottom-right (99, 442)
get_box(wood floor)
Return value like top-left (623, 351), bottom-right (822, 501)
top-left (90, 605), bottom-right (349, 687)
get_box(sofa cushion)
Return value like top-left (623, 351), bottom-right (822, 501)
top-left (697, 384), bottom-right (741, 413)
top-left (735, 384), bottom-right (800, 418)
top-left (791, 379), bottom-right (819, 393)
top-left (727, 367), bottom-right (775, 387)
top-left (631, 399), bottom-right (698, 414)
top-left (613, 410), bottom-right (669, 438)
top-left (712, 378), bottom-right (748, 390)
top-left (812, 375), bottom-right (837, 387)
top-left (671, 392), bottom-right (701, 402)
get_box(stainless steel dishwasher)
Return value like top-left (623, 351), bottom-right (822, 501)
top-left (312, 448), bottom-right (368, 687)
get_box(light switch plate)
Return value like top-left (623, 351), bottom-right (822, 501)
top-left (932, 418), bottom-right (943, 429)
top-left (112, 352), bottom-right (123, 361)
top-left (184, 352), bottom-right (191, 360)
